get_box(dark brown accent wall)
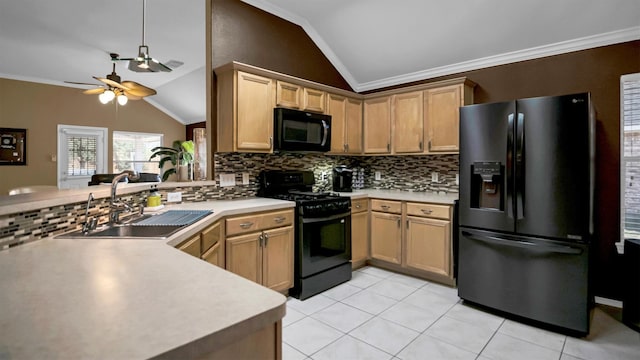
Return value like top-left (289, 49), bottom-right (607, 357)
top-left (211, 0), bottom-right (640, 299)
top-left (211, 0), bottom-right (352, 90)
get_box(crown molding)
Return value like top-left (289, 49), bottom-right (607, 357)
top-left (356, 26), bottom-right (640, 92)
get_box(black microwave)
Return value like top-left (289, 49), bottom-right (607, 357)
top-left (274, 108), bottom-right (331, 152)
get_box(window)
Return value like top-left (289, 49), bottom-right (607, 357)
top-left (621, 73), bottom-right (640, 241)
top-left (57, 125), bottom-right (107, 189)
top-left (113, 131), bottom-right (163, 174)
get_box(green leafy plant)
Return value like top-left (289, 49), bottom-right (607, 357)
top-left (149, 140), bottom-right (195, 181)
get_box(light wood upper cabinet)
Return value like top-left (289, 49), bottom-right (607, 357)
top-left (217, 69), bottom-right (275, 152)
top-left (276, 81), bottom-right (302, 109)
top-left (364, 96), bottom-right (392, 154)
top-left (302, 88), bottom-right (326, 113)
top-left (425, 83), bottom-right (473, 152)
top-left (393, 91), bottom-right (424, 153)
top-left (328, 94), bottom-right (363, 154)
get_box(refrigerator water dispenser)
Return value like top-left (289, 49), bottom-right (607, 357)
top-left (471, 162), bottom-right (503, 210)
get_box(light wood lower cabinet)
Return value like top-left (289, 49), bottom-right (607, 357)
top-left (351, 198), bottom-right (369, 268)
top-left (405, 216), bottom-right (450, 276)
top-left (176, 220), bottom-right (225, 268)
top-left (226, 209), bottom-right (295, 293)
top-left (370, 211), bottom-right (402, 265)
top-left (368, 199), bottom-right (454, 285)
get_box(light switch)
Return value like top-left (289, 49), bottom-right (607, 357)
top-left (431, 172), bottom-right (439, 183)
top-left (374, 171), bottom-right (381, 180)
top-left (456, 173), bottom-right (459, 186)
top-left (167, 192), bottom-right (182, 202)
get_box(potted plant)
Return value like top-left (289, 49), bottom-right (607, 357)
top-left (149, 140), bottom-right (195, 181)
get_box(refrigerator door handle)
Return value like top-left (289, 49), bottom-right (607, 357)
top-left (507, 113), bottom-right (515, 219)
top-left (462, 230), bottom-right (583, 255)
top-left (516, 112), bottom-right (525, 220)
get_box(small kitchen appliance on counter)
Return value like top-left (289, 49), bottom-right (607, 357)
top-left (332, 165), bottom-right (353, 192)
top-left (259, 170), bottom-right (351, 300)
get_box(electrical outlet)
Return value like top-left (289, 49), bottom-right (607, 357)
top-left (242, 172), bottom-right (250, 185)
top-left (431, 172), bottom-right (439, 183)
top-left (167, 192), bottom-right (182, 202)
top-left (374, 171), bottom-right (381, 180)
top-left (320, 172), bottom-right (327, 181)
top-left (219, 173), bottom-right (236, 187)
top-left (456, 173), bottom-right (459, 186)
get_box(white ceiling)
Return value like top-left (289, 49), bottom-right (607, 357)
top-left (245, 0), bottom-right (640, 91)
top-left (0, 1), bottom-right (638, 125)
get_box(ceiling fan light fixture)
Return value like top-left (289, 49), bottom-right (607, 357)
top-left (98, 92), bottom-right (110, 104)
top-left (117, 94), bottom-right (129, 106)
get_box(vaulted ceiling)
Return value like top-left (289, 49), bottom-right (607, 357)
top-left (0, 0), bottom-right (638, 125)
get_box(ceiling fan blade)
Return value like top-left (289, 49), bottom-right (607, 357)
top-left (93, 76), bottom-right (127, 90)
top-left (121, 81), bottom-right (157, 97)
top-left (65, 81), bottom-right (101, 86)
top-left (83, 88), bottom-right (105, 95)
top-left (123, 91), bottom-right (143, 100)
top-left (125, 57), bottom-right (172, 73)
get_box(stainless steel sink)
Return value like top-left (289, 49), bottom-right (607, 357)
top-left (60, 216), bottom-right (185, 239)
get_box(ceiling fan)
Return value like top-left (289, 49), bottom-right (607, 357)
top-left (118, 0), bottom-right (172, 72)
top-left (66, 53), bottom-right (157, 105)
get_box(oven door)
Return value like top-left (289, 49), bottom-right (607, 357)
top-left (299, 212), bottom-right (351, 277)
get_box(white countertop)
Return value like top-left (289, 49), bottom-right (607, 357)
top-left (0, 197), bottom-right (294, 359)
top-left (338, 189), bottom-right (458, 204)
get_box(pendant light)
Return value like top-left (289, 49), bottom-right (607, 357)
top-left (126, 0), bottom-right (171, 72)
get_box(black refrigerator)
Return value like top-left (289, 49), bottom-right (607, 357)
top-left (457, 93), bottom-right (595, 335)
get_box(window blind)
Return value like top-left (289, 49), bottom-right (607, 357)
top-left (622, 74), bottom-right (640, 237)
top-left (66, 136), bottom-right (97, 176)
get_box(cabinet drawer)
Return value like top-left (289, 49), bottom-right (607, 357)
top-left (226, 214), bottom-right (262, 236)
top-left (370, 199), bottom-right (402, 214)
top-left (202, 241), bottom-right (222, 267)
top-left (201, 221), bottom-right (222, 252)
top-left (406, 202), bottom-right (451, 220)
top-left (261, 210), bottom-right (294, 230)
top-left (351, 198), bottom-right (369, 213)
top-left (177, 235), bottom-right (201, 258)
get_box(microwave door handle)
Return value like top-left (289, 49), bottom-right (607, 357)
top-left (321, 120), bottom-right (329, 146)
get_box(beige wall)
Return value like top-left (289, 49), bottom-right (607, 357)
top-left (0, 78), bottom-right (185, 194)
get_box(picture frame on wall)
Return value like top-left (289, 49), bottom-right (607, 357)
top-left (0, 128), bottom-right (27, 165)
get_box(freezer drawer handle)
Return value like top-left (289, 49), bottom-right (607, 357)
top-left (462, 231), bottom-right (583, 255)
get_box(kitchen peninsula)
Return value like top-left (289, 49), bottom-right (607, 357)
top-left (0, 196), bottom-right (295, 359)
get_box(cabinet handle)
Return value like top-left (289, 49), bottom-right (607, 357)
top-left (240, 222), bottom-right (254, 229)
top-left (387, 143), bottom-right (390, 152)
top-left (264, 233), bottom-right (269, 247)
top-left (274, 216), bottom-right (286, 223)
top-left (428, 140), bottom-right (431, 151)
top-left (258, 234), bottom-right (264, 247)
top-left (421, 209), bottom-right (433, 215)
top-left (381, 205), bottom-right (390, 210)
top-left (355, 204), bottom-right (361, 209)
top-left (269, 136), bottom-right (273, 148)
top-left (406, 219), bottom-right (409, 229)
top-left (419, 141), bottom-right (423, 151)
top-left (397, 218), bottom-right (401, 228)
top-left (345, 143), bottom-right (349, 152)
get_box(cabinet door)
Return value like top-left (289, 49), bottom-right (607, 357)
top-left (226, 232), bottom-right (262, 284)
top-left (276, 81), bottom-right (302, 109)
top-left (201, 221), bottom-right (224, 268)
top-left (262, 226), bottom-right (294, 292)
top-left (370, 211), bottom-right (402, 264)
top-left (405, 216), bottom-right (451, 277)
top-left (177, 235), bottom-right (201, 258)
top-left (364, 97), bottom-right (392, 154)
top-left (345, 98), bottom-right (363, 153)
top-left (393, 91), bottom-right (424, 153)
top-left (425, 85), bottom-right (462, 152)
top-left (302, 88), bottom-right (326, 113)
top-left (202, 242), bottom-right (222, 268)
top-left (236, 71), bottom-right (274, 152)
top-left (327, 93), bottom-right (347, 153)
top-left (351, 210), bottom-right (369, 267)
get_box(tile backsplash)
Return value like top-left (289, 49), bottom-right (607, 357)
top-left (214, 152), bottom-right (459, 194)
top-left (1, 152), bottom-right (459, 249)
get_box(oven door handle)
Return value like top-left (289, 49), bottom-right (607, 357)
top-left (302, 212), bottom-right (350, 224)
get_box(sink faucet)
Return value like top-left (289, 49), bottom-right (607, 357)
top-left (109, 170), bottom-right (139, 224)
top-left (82, 192), bottom-right (97, 234)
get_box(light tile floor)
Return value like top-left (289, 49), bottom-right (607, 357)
top-left (283, 266), bottom-right (640, 360)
